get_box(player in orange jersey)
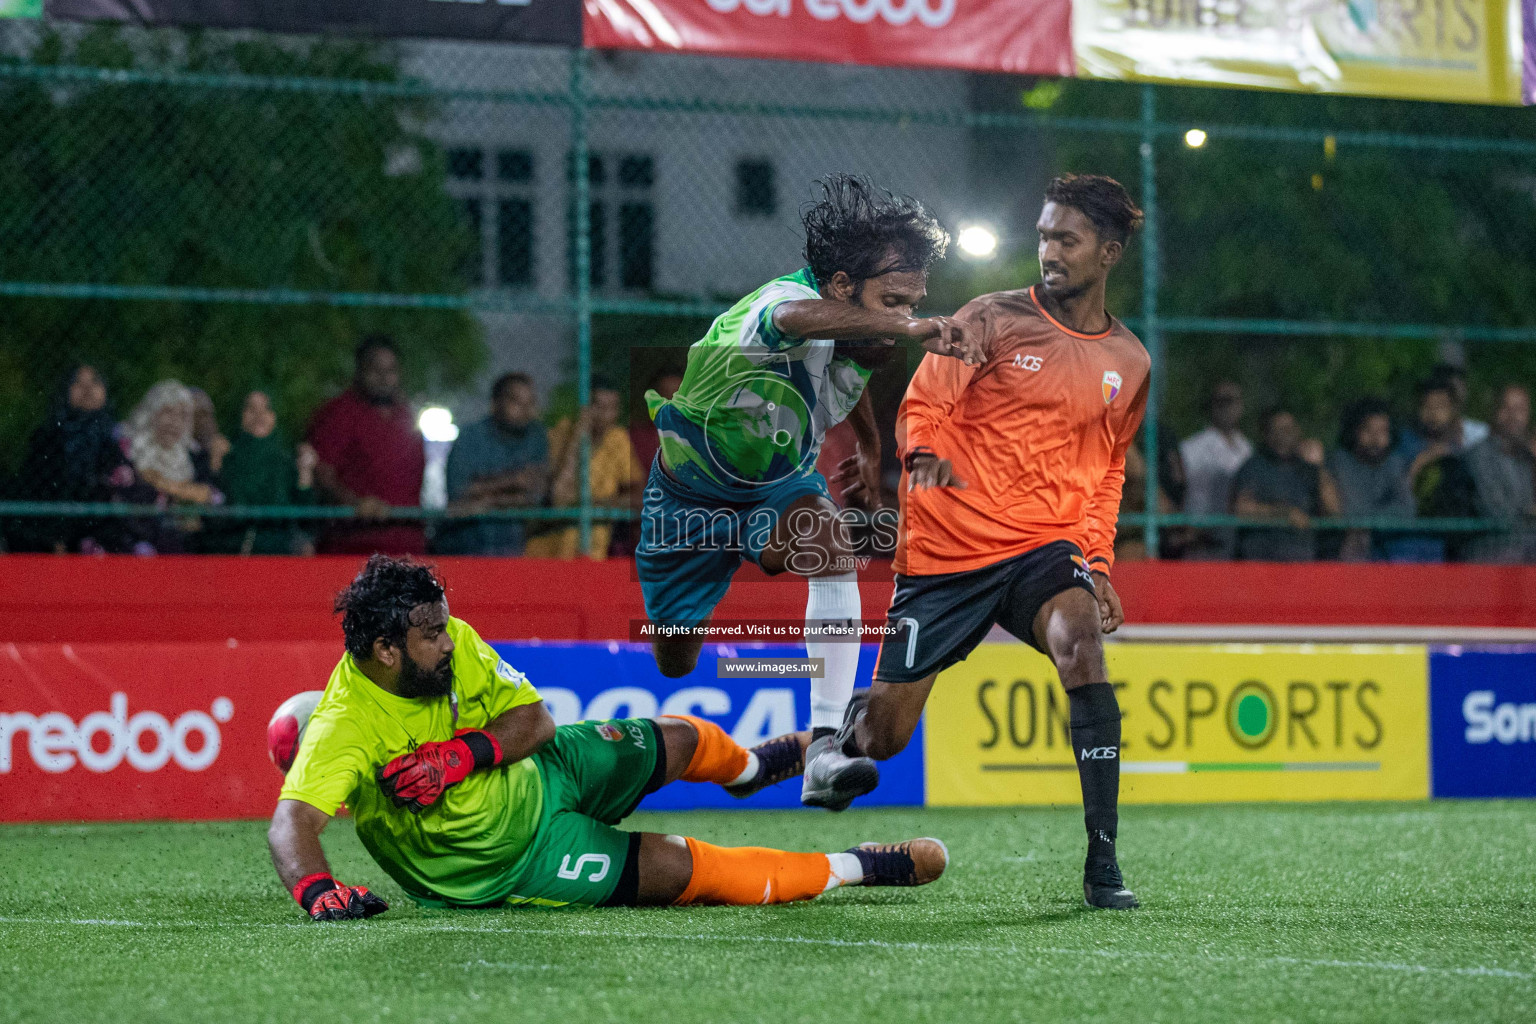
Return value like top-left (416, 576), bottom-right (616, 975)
top-left (832, 175), bottom-right (1149, 909)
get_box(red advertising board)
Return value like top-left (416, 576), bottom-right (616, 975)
top-left (0, 641), bottom-right (333, 822)
top-left (583, 0), bottom-right (1074, 75)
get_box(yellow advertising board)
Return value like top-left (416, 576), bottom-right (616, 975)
top-left (1073, 0), bottom-right (1524, 105)
top-left (924, 643), bottom-right (1429, 806)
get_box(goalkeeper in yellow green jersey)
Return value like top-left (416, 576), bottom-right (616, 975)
top-left (268, 555), bottom-right (947, 919)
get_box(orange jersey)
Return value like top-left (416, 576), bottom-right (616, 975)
top-left (893, 286), bottom-right (1149, 576)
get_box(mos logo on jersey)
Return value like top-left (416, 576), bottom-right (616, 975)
top-left (1102, 371), bottom-right (1122, 404)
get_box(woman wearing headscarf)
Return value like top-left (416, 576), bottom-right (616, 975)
top-left (202, 389), bottom-right (317, 554)
top-left (124, 380), bottom-right (221, 504)
top-left (120, 380), bottom-right (223, 553)
top-left (7, 364), bottom-right (137, 552)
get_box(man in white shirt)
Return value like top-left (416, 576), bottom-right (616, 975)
top-left (1180, 380), bottom-right (1252, 558)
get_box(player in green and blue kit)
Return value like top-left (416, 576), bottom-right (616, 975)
top-left (268, 556), bottom-right (949, 919)
top-left (635, 175), bottom-right (983, 811)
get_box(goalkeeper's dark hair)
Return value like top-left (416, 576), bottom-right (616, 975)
top-left (1044, 174), bottom-right (1144, 246)
top-left (801, 174), bottom-right (948, 289)
top-left (335, 555), bottom-right (447, 661)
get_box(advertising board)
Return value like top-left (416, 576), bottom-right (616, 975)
top-left (1429, 646), bottom-right (1536, 797)
top-left (925, 643), bottom-right (1430, 806)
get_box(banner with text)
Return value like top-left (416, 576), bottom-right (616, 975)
top-left (925, 643), bottom-right (1429, 807)
top-left (490, 641), bottom-right (924, 809)
top-left (1073, 0), bottom-right (1524, 105)
top-left (583, 0), bottom-right (1075, 75)
top-left (45, 0), bottom-right (582, 44)
top-left (1429, 646), bottom-right (1536, 797)
top-left (0, 639), bottom-right (921, 821)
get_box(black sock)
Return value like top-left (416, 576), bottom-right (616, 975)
top-left (1068, 683), bottom-right (1122, 864)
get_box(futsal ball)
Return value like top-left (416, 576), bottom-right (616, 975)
top-left (267, 691), bottom-right (324, 775)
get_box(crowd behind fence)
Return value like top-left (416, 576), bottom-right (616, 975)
top-left (1, 21), bottom-right (1534, 562)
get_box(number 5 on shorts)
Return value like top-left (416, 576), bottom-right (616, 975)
top-left (558, 853), bottom-right (611, 883)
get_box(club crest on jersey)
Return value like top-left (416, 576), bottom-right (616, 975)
top-left (1102, 371), bottom-right (1123, 404)
top-left (594, 722), bottom-right (626, 742)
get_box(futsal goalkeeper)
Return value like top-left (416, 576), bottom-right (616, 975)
top-left (267, 555), bottom-right (947, 920)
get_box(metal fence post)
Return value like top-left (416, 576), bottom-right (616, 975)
top-left (570, 49), bottom-right (594, 556)
top-left (1139, 84), bottom-right (1163, 559)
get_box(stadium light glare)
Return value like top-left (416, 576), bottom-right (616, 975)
top-left (957, 224), bottom-right (999, 260)
top-left (1184, 128), bottom-right (1208, 148)
top-left (418, 406), bottom-right (459, 443)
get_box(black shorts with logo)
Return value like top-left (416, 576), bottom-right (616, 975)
top-left (873, 541), bottom-right (1097, 684)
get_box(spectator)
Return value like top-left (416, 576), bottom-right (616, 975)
top-left (6, 364), bottom-right (139, 553)
top-left (526, 386), bottom-right (642, 560)
top-left (1427, 363), bottom-right (1489, 449)
top-left (1231, 407), bottom-right (1339, 562)
top-left (202, 390), bottom-right (318, 555)
top-left (118, 379), bottom-right (223, 554)
top-left (1399, 378), bottom-right (1479, 562)
top-left (125, 380), bottom-right (221, 505)
top-left (1400, 377), bottom-right (1474, 464)
top-left (307, 335), bottom-right (427, 555)
top-left (1180, 380), bottom-right (1251, 558)
top-left (437, 372), bottom-right (550, 556)
top-left (1327, 397), bottom-right (1415, 561)
top-left (189, 387), bottom-right (232, 476)
top-left (1463, 384), bottom-right (1535, 563)
top-left (630, 368), bottom-right (682, 474)
top-left (1119, 424), bottom-right (1190, 560)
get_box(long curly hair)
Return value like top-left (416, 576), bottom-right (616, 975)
top-left (801, 174), bottom-right (949, 289)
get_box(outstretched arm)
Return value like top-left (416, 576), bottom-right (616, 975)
top-left (269, 798), bottom-right (390, 921)
top-left (269, 798), bottom-right (336, 893)
top-left (772, 300), bottom-right (982, 365)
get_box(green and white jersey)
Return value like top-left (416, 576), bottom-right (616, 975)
top-left (646, 267), bottom-right (873, 501)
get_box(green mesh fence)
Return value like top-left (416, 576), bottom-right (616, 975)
top-left (2, 19), bottom-right (1534, 559)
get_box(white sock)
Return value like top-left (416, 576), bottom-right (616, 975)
top-left (729, 751), bottom-right (759, 787)
top-left (824, 851), bottom-right (864, 890)
top-left (806, 572), bottom-right (861, 731)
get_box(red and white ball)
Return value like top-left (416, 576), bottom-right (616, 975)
top-left (267, 690), bottom-right (324, 775)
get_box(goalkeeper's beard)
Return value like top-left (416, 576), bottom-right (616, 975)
top-left (397, 654), bottom-right (454, 699)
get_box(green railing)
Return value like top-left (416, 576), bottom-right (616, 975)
top-left (2, 27), bottom-right (1533, 557)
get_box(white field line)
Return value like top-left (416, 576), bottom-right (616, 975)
top-left (0, 916), bottom-right (1529, 982)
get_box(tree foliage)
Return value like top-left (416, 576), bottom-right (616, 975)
top-left (980, 79), bottom-right (1536, 437)
top-left (0, 26), bottom-right (483, 464)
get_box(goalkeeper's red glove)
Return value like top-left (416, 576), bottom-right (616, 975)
top-left (293, 872), bottom-right (389, 922)
top-left (376, 729), bottom-right (503, 813)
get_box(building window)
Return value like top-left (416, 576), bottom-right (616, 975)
top-left (736, 159), bottom-right (775, 218)
top-left (570, 150), bottom-right (654, 293)
top-left (457, 197), bottom-right (483, 288)
top-left (447, 148), bottom-right (484, 181)
top-left (497, 199), bottom-right (534, 287)
top-left (619, 202), bottom-right (653, 290)
top-left (498, 149), bottom-right (533, 184)
top-left (444, 146), bottom-right (535, 290)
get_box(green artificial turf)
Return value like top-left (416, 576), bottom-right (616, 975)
top-left (1, 802), bottom-right (1533, 1024)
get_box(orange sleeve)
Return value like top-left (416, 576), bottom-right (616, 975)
top-left (896, 299), bottom-right (990, 459)
top-left (1083, 377), bottom-right (1149, 571)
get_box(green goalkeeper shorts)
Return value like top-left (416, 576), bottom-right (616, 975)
top-left (499, 718), bottom-right (666, 908)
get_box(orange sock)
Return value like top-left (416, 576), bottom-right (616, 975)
top-left (663, 714), bottom-right (750, 785)
top-left (673, 837), bottom-right (835, 906)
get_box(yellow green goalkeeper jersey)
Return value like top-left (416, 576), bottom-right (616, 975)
top-left (279, 617), bottom-right (545, 906)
